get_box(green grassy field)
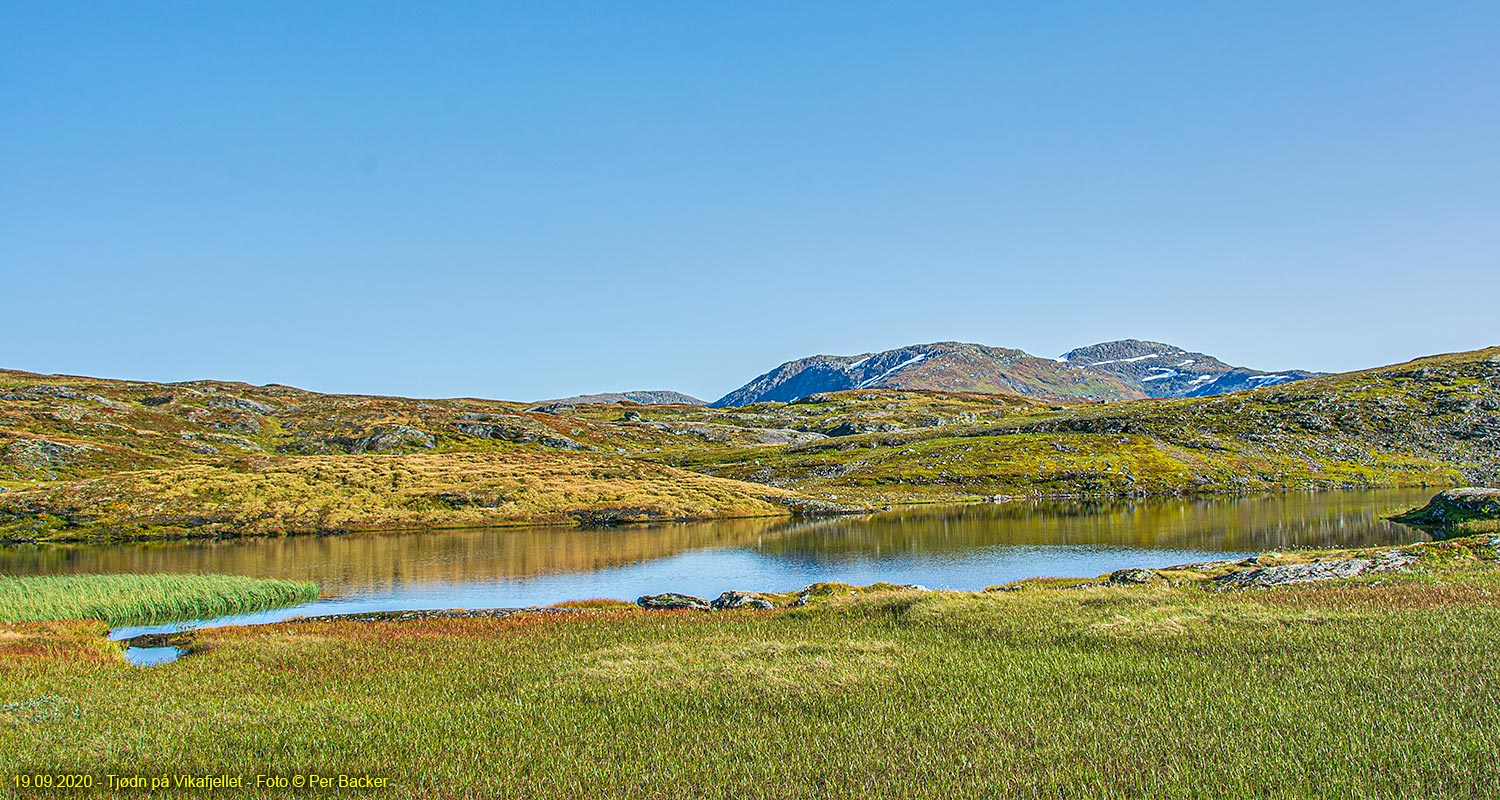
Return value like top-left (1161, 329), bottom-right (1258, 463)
top-left (0, 574), bottom-right (317, 626)
top-left (2, 538), bottom-right (1497, 798)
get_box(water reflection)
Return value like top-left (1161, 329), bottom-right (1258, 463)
top-left (3, 489), bottom-right (1434, 638)
top-left (765, 490), bottom-right (1429, 559)
top-left (122, 645), bottom-right (183, 667)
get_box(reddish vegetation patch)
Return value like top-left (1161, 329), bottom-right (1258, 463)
top-left (549, 598), bottom-right (638, 610)
top-left (0, 621), bottom-right (119, 663)
top-left (217, 609), bottom-right (642, 646)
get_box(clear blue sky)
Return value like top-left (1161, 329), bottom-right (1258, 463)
top-left (5, 2), bottom-right (1497, 402)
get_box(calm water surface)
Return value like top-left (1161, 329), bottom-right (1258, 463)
top-left (0, 489), bottom-right (1436, 643)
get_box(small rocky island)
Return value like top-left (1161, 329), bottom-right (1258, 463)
top-left (1392, 488), bottom-right (1500, 535)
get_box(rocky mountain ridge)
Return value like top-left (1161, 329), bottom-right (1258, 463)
top-left (1059, 339), bottom-right (1323, 399)
top-left (714, 339), bottom-right (1321, 406)
top-left (712, 342), bottom-right (1142, 407)
top-left (537, 390), bottom-right (704, 406)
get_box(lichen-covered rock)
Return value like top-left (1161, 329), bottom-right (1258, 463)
top-left (3, 438), bottom-right (97, 469)
top-left (2, 385), bottom-right (82, 401)
top-left (1212, 550), bottom-right (1416, 589)
top-left (452, 419), bottom-right (588, 451)
top-left (335, 425), bottom-right (436, 454)
top-left (207, 396), bottom-right (277, 414)
top-left (635, 593), bottom-right (711, 611)
top-left (710, 591), bottom-right (775, 610)
top-left (1392, 489), bottom-right (1500, 535)
top-left (1108, 568), bottom-right (1162, 585)
top-left (824, 421), bottom-right (904, 437)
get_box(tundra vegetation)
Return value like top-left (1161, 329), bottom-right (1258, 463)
top-left (1, 347), bottom-right (1497, 540)
top-left (0, 349), bottom-right (1497, 796)
top-left (0, 537), bottom-right (1497, 798)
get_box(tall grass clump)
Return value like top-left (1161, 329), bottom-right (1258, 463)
top-left (0, 574), bottom-right (318, 626)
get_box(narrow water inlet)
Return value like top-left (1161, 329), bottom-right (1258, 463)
top-left (113, 630), bottom-right (193, 667)
top-left (122, 644), bottom-right (183, 666)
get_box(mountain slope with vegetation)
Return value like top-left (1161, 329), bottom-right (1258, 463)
top-left (1, 346), bottom-right (1496, 539)
top-left (670, 347), bottom-right (1500, 504)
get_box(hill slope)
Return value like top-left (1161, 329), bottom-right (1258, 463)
top-left (3, 346), bottom-right (1496, 537)
top-left (0, 451), bottom-right (817, 540)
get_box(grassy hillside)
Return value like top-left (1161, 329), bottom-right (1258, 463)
top-left (0, 451), bottom-right (820, 541)
top-left (3, 537), bottom-right (1498, 797)
top-left (0, 369), bottom-right (743, 483)
top-left (1, 347), bottom-right (1495, 538)
top-left (0, 367), bottom-right (1048, 486)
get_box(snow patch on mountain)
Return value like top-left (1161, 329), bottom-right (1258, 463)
top-left (1080, 353), bottom-right (1160, 369)
top-left (857, 354), bottom-right (928, 389)
top-left (714, 339), bottom-right (1323, 406)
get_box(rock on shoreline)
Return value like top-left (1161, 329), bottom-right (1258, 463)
top-left (1391, 488), bottom-right (1500, 535)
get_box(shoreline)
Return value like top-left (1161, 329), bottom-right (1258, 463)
top-left (0, 480), bottom-right (1460, 545)
top-left (106, 531), bottom-right (1498, 652)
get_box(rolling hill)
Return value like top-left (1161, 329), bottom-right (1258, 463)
top-left (2, 345), bottom-right (1495, 539)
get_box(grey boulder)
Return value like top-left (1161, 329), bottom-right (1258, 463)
top-left (636, 593), bottom-right (711, 611)
top-left (710, 591), bottom-right (775, 610)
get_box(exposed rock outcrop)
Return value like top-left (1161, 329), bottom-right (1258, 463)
top-left (1391, 489), bottom-right (1500, 535)
top-left (452, 417), bottom-right (588, 450)
top-left (636, 593), bottom-right (711, 611)
top-left (1108, 568), bottom-right (1164, 585)
top-left (710, 591), bottom-right (775, 610)
top-left (333, 425), bottom-right (436, 454)
top-left (1211, 550), bottom-right (1416, 589)
top-left (207, 396), bottom-right (277, 414)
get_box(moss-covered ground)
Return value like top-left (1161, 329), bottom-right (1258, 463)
top-left (0, 451), bottom-right (810, 541)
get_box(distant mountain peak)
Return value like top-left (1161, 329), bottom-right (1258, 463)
top-left (713, 341), bottom-right (1141, 407)
top-left (537, 390), bottom-right (704, 406)
top-left (715, 339), bottom-right (1323, 406)
top-left (1058, 340), bottom-right (1321, 398)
